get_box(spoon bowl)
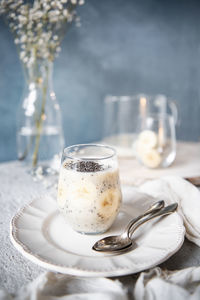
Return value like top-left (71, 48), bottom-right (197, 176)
top-left (92, 235), bottom-right (132, 252)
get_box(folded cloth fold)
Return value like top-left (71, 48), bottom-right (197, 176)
top-left (139, 176), bottom-right (200, 247)
top-left (2, 266), bottom-right (200, 300)
top-left (0, 273), bottom-right (128, 300)
top-left (134, 266), bottom-right (200, 300)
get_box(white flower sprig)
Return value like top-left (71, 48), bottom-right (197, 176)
top-left (0, 0), bottom-right (84, 67)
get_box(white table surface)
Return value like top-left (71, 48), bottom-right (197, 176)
top-left (0, 161), bottom-right (200, 298)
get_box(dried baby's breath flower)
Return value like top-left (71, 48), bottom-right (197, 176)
top-left (0, 0), bottom-right (85, 67)
top-left (14, 38), bottom-right (19, 44)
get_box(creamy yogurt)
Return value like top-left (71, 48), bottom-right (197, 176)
top-left (57, 160), bottom-right (122, 234)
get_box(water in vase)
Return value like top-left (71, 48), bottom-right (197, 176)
top-left (17, 125), bottom-right (64, 172)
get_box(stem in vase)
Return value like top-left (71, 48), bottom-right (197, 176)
top-left (32, 65), bottom-right (49, 168)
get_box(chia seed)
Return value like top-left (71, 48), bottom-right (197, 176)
top-left (64, 160), bottom-right (105, 172)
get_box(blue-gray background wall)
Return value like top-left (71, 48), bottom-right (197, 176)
top-left (0, 0), bottom-right (200, 162)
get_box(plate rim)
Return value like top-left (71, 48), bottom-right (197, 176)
top-left (10, 197), bottom-right (185, 277)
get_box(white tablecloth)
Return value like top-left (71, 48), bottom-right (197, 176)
top-left (0, 161), bottom-right (200, 296)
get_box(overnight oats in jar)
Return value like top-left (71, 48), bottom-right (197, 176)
top-left (57, 144), bottom-right (122, 234)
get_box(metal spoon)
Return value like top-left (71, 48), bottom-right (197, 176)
top-left (92, 200), bottom-right (165, 252)
top-left (92, 203), bottom-right (178, 252)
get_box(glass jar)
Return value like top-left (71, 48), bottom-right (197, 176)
top-left (102, 94), bottom-right (177, 157)
top-left (57, 144), bottom-right (122, 234)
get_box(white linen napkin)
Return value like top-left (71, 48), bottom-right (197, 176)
top-left (0, 273), bottom-right (128, 300)
top-left (139, 176), bottom-right (200, 247)
top-left (134, 266), bottom-right (200, 300)
top-left (1, 267), bottom-right (200, 300)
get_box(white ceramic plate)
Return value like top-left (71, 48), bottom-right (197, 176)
top-left (10, 187), bottom-right (185, 277)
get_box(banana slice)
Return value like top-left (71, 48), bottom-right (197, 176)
top-left (140, 148), bottom-right (162, 168)
top-left (98, 189), bottom-right (121, 219)
top-left (67, 181), bottom-right (97, 210)
top-left (138, 130), bottom-right (158, 149)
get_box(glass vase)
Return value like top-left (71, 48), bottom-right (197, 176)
top-left (17, 59), bottom-right (65, 175)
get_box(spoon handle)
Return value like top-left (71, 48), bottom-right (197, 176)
top-left (127, 203), bottom-right (178, 238)
top-left (124, 200), bottom-right (165, 236)
top-left (123, 200), bottom-right (164, 237)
